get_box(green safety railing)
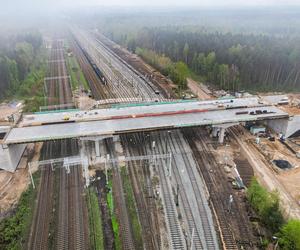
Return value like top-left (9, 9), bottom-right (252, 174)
top-left (34, 109), bottom-right (79, 114)
top-left (111, 99), bottom-right (198, 109)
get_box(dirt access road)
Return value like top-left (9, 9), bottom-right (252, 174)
top-left (230, 127), bottom-right (300, 219)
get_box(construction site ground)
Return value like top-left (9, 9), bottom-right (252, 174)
top-left (252, 136), bottom-right (300, 206)
top-left (193, 84), bottom-right (300, 219)
top-left (187, 78), bottom-right (213, 100)
top-left (0, 101), bottom-right (22, 124)
top-left (73, 88), bottom-right (96, 110)
top-left (0, 143), bottom-right (43, 216)
top-left (230, 127), bottom-right (300, 219)
top-left (0, 168), bottom-right (28, 216)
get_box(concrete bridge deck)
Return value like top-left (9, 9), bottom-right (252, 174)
top-left (4, 97), bottom-right (289, 144)
top-left (19, 97), bottom-right (262, 127)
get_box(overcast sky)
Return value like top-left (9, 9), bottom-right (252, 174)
top-left (1, 0), bottom-right (300, 20)
top-left (50, 0), bottom-right (300, 7)
top-left (3, 0), bottom-right (300, 8)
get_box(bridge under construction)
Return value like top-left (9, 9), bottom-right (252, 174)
top-left (1, 96), bottom-right (299, 172)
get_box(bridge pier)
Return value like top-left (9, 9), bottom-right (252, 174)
top-left (212, 123), bottom-right (239, 144)
top-left (218, 127), bottom-right (226, 144)
top-left (0, 144), bottom-right (27, 172)
top-left (95, 140), bottom-right (101, 158)
top-left (212, 127), bottom-right (219, 137)
top-left (80, 135), bottom-right (114, 162)
top-left (266, 115), bottom-right (300, 138)
top-left (80, 142), bottom-right (90, 187)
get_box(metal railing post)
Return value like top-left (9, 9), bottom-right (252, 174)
top-left (169, 152), bottom-right (172, 178)
top-left (28, 163), bottom-right (35, 189)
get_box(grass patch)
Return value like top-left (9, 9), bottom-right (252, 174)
top-left (87, 187), bottom-right (104, 250)
top-left (66, 52), bottom-right (89, 91)
top-left (247, 178), bottom-right (300, 249)
top-left (247, 178), bottom-right (284, 233)
top-left (107, 179), bottom-right (122, 250)
top-left (0, 171), bottom-right (41, 250)
top-left (120, 167), bottom-right (143, 249)
top-left (16, 69), bottom-right (45, 112)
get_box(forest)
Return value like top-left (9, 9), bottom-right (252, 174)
top-left (90, 8), bottom-right (300, 92)
top-left (0, 31), bottom-right (44, 99)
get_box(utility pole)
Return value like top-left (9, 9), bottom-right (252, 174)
top-left (228, 194), bottom-right (233, 213)
top-left (152, 141), bottom-right (157, 166)
top-left (169, 152), bottom-right (172, 178)
top-left (165, 130), bottom-right (171, 153)
top-left (224, 143), bottom-right (229, 167)
top-left (175, 184), bottom-right (179, 206)
top-left (105, 153), bottom-right (110, 186)
top-left (66, 164), bottom-right (70, 174)
top-left (28, 163), bottom-right (35, 189)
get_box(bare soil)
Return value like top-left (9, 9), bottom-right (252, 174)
top-left (187, 78), bottom-right (212, 100)
top-left (0, 168), bottom-right (29, 214)
top-left (0, 102), bottom-right (22, 124)
top-left (0, 142), bottom-right (43, 215)
top-left (230, 127), bottom-right (300, 219)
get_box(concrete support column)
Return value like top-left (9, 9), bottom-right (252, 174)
top-left (0, 144), bottom-right (27, 172)
top-left (113, 135), bottom-right (120, 142)
top-left (80, 140), bottom-right (90, 187)
top-left (95, 140), bottom-right (100, 158)
top-left (218, 127), bottom-right (226, 144)
top-left (212, 127), bottom-right (219, 137)
top-left (83, 157), bottom-right (90, 187)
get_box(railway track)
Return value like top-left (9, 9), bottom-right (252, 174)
top-left (69, 36), bottom-right (111, 100)
top-left (29, 38), bottom-right (89, 250)
top-left (27, 161), bottom-right (54, 250)
top-left (183, 127), bottom-right (256, 249)
top-left (68, 165), bottom-right (87, 250)
top-left (168, 131), bottom-right (219, 249)
top-left (71, 29), bottom-right (223, 250)
top-left (71, 32), bottom-right (142, 249)
top-left (152, 131), bottom-right (218, 250)
top-left (71, 28), bottom-right (162, 102)
top-left (121, 134), bottom-right (162, 250)
top-left (121, 133), bottom-right (185, 250)
top-left (104, 139), bottom-right (136, 250)
top-left (56, 166), bottom-right (69, 249)
top-left (27, 39), bottom-right (66, 250)
top-left (94, 170), bottom-right (115, 249)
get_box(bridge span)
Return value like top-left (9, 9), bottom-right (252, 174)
top-left (2, 97), bottom-right (300, 172)
top-left (3, 97), bottom-right (290, 144)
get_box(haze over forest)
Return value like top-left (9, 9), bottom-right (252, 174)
top-left (1, 2), bottom-right (300, 99)
top-left (1, 2), bottom-right (300, 250)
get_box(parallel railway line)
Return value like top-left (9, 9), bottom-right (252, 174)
top-left (183, 127), bottom-right (256, 249)
top-left (72, 29), bottom-right (161, 101)
top-left (122, 131), bottom-right (186, 249)
top-left (104, 139), bottom-right (136, 250)
top-left (153, 131), bottom-right (218, 249)
top-left (71, 28), bottom-right (223, 250)
top-left (28, 38), bottom-right (88, 250)
top-left (27, 162), bottom-right (54, 250)
top-left (121, 134), bottom-right (162, 250)
top-left (27, 29), bottom-right (256, 250)
top-left (168, 132), bottom-right (218, 249)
